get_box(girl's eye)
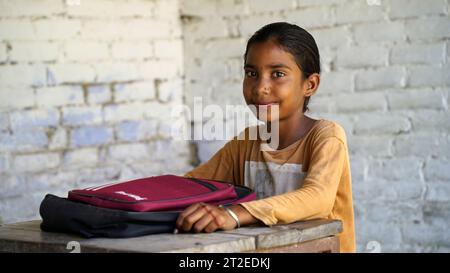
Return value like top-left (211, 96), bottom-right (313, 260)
top-left (245, 71), bottom-right (257, 78)
top-left (273, 71), bottom-right (286, 78)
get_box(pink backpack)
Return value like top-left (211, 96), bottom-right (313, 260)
top-left (68, 174), bottom-right (256, 212)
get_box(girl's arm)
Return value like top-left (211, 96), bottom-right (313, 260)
top-left (241, 136), bottom-right (348, 225)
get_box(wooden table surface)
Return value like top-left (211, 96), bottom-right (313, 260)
top-left (0, 219), bottom-right (342, 253)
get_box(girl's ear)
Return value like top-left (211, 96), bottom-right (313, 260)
top-left (304, 73), bottom-right (320, 97)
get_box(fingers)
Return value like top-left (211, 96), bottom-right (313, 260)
top-left (176, 203), bottom-right (227, 233)
top-left (176, 203), bottom-right (203, 229)
top-left (194, 207), bottom-right (226, 233)
top-left (177, 203), bottom-right (208, 232)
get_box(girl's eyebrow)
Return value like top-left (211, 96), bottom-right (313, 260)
top-left (244, 63), bottom-right (292, 70)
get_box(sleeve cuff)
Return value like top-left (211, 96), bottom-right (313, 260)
top-left (240, 201), bottom-right (278, 226)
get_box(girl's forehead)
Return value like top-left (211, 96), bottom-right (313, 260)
top-left (245, 41), bottom-right (297, 67)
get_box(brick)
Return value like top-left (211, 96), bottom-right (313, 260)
top-left (87, 85), bottom-right (111, 105)
top-left (159, 116), bottom-right (189, 140)
top-left (142, 102), bottom-right (176, 119)
top-left (405, 17), bottom-right (450, 40)
top-left (336, 46), bottom-right (388, 68)
top-left (0, 130), bottom-right (48, 152)
top-left (410, 109), bottom-right (450, 132)
top-left (34, 19), bottom-right (81, 40)
top-left (108, 143), bottom-right (151, 162)
top-left (390, 43), bottom-right (445, 65)
top-left (192, 38), bottom-right (247, 60)
top-left (284, 6), bottom-right (334, 29)
top-left (387, 89), bottom-right (445, 110)
top-left (46, 64), bottom-right (96, 84)
top-left (0, 112), bottom-right (8, 131)
top-left (9, 42), bottom-right (59, 62)
top-left (149, 139), bottom-right (191, 159)
top-left (408, 65), bottom-right (450, 88)
top-left (0, 64), bottom-right (46, 87)
top-left (62, 106), bottom-right (103, 126)
top-left (10, 108), bottom-right (59, 131)
top-left (355, 67), bottom-right (406, 91)
top-left (353, 21), bottom-right (406, 43)
top-left (48, 128), bottom-right (67, 150)
top-left (349, 156), bottom-right (367, 183)
top-left (115, 82), bottom-right (156, 102)
top-left (139, 60), bottom-right (180, 79)
top-left (66, 0), bottom-right (154, 17)
top-left (184, 17), bottom-right (228, 39)
top-left (319, 48), bottom-right (336, 73)
top-left (367, 164), bottom-right (425, 193)
top-left (154, 39), bottom-right (183, 59)
top-left (426, 182), bottom-right (450, 202)
top-left (186, 58), bottom-right (228, 82)
top-left (247, 0), bottom-right (296, 13)
top-left (0, 20), bottom-right (35, 40)
top-left (0, 42), bottom-right (7, 62)
top-left (157, 79), bottom-right (183, 103)
top-left (387, 0), bottom-right (446, 19)
top-left (335, 1), bottom-right (384, 24)
top-left (0, 0), bottom-right (64, 17)
top-left (27, 171), bottom-right (76, 195)
top-left (423, 201), bottom-right (450, 226)
top-left (424, 159), bottom-right (450, 181)
top-left (181, 0), bottom-right (218, 16)
top-left (126, 19), bottom-right (175, 39)
top-left (111, 42), bottom-right (153, 60)
top-left (295, 0), bottom-right (342, 7)
top-left (63, 148), bottom-right (98, 168)
top-left (215, 0), bottom-right (251, 16)
top-left (394, 133), bottom-right (450, 157)
top-left (0, 87), bottom-right (35, 110)
top-left (364, 201), bottom-right (423, 224)
top-left (94, 62), bottom-right (140, 82)
top-left (310, 27), bottom-right (351, 48)
top-left (354, 113), bottom-right (410, 135)
top-left (13, 152), bottom-right (60, 173)
top-left (64, 41), bottom-right (109, 61)
top-left (0, 194), bottom-right (44, 223)
top-left (80, 19), bottom-right (123, 40)
top-left (0, 174), bottom-right (27, 198)
top-left (335, 92), bottom-right (386, 113)
top-left (349, 135), bottom-right (393, 157)
top-left (0, 153), bottom-right (9, 173)
top-left (319, 71), bottom-right (354, 94)
top-left (36, 86), bottom-right (84, 107)
top-left (115, 120), bottom-right (158, 142)
top-left (153, 0), bottom-right (179, 20)
top-left (70, 126), bottom-right (113, 147)
top-left (103, 102), bottom-right (145, 123)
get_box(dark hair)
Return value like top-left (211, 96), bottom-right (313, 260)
top-left (244, 22), bottom-right (321, 113)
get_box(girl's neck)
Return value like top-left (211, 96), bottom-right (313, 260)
top-left (267, 112), bottom-right (316, 150)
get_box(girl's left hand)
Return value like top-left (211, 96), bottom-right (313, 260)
top-left (175, 203), bottom-right (237, 233)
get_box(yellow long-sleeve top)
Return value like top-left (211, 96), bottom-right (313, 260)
top-left (184, 119), bottom-right (356, 252)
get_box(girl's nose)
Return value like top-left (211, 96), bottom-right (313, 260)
top-left (254, 78), bottom-right (271, 96)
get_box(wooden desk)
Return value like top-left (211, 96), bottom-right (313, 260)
top-left (0, 219), bottom-right (342, 253)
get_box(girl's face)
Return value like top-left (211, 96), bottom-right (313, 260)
top-left (243, 40), bottom-right (311, 122)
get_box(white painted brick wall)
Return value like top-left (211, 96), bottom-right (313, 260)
top-left (181, 0), bottom-right (450, 252)
top-left (0, 0), bottom-right (191, 226)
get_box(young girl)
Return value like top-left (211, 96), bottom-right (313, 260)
top-left (176, 22), bottom-right (355, 253)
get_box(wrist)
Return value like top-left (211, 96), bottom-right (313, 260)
top-left (219, 205), bottom-right (240, 228)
